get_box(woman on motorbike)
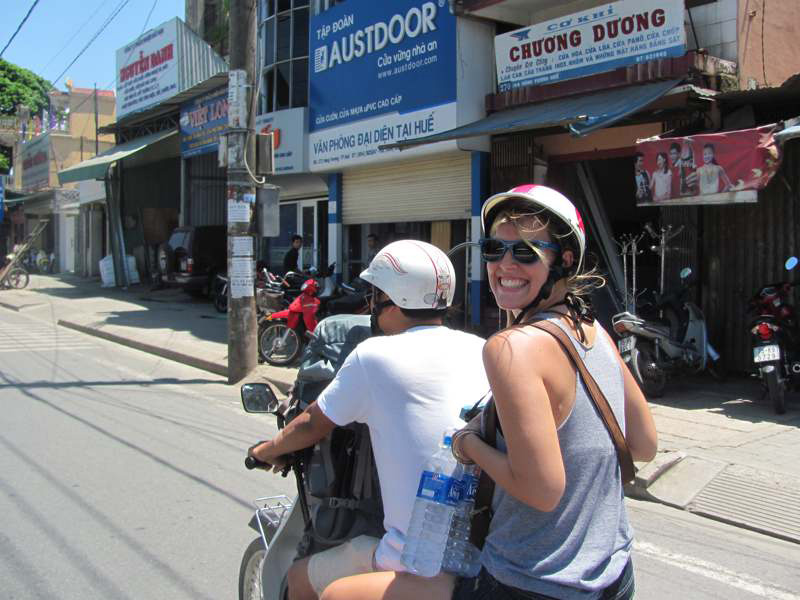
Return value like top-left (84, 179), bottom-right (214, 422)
top-left (449, 184), bottom-right (657, 599)
top-left (320, 184), bottom-right (657, 600)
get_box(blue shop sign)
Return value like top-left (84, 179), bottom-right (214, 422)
top-left (0, 175), bottom-right (5, 222)
top-left (180, 88), bottom-right (228, 158)
top-left (309, 0), bottom-right (457, 169)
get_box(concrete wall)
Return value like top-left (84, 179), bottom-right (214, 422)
top-left (736, 0), bottom-right (799, 89)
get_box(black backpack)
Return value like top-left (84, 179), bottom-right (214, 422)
top-left (290, 314), bottom-right (385, 556)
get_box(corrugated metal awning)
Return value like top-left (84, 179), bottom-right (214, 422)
top-left (381, 79), bottom-right (681, 151)
top-left (57, 129), bottom-right (177, 184)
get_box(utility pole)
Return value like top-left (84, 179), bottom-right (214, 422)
top-left (226, 0), bottom-right (258, 384)
top-left (94, 83), bottom-right (99, 155)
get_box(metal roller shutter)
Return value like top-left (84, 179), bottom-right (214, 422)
top-left (342, 152), bottom-right (471, 225)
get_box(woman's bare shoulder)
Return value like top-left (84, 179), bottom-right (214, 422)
top-left (483, 325), bottom-right (561, 370)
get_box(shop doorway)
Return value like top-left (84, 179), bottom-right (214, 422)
top-left (261, 199), bottom-right (324, 274)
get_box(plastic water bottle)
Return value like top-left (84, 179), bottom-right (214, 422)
top-left (401, 431), bottom-right (461, 577)
top-left (443, 463), bottom-right (482, 577)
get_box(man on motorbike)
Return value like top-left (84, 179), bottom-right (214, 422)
top-left (248, 239), bottom-right (489, 600)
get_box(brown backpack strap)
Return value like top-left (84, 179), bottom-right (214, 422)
top-left (530, 320), bottom-right (635, 484)
top-left (469, 398), bottom-right (496, 549)
top-left (468, 320), bottom-right (637, 550)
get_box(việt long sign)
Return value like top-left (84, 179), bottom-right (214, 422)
top-left (495, 0), bottom-right (685, 91)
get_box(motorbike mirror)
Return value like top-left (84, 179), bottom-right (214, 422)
top-left (680, 267), bottom-right (692, 279)
top-left (644, 222), bottom-right (657, 237)
top-left (785, 256), bottom-right (798, 271)
top-left (241, 383), bottom-right (280, 414)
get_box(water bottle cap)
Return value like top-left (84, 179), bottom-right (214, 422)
top-left (443, 435), bottom-right (453, 447)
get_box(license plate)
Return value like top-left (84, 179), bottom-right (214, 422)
top-left (753, 344), bottom-right (781, 363)
top-left (618, 336), bottom-right (635, 353)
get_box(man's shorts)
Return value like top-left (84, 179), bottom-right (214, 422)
top-left (306, 535), bottom-right (381, 596)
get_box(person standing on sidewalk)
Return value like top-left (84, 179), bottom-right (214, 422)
top-left (447, 185), bottom-right (658, 600)
top-left (283, 235), bottom-right (303, 274)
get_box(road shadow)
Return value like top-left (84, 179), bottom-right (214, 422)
top-left (650, 375), bottom-right (800, 426)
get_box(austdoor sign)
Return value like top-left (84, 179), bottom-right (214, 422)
top-left (180, 88), bottom-right (228, 157)
top-left (309, 0), bottom-right (457, 169)
top-left (495, 0), bottom-right (685, 91)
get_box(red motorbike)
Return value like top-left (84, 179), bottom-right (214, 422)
top-left (747, 256), bottom-right (800, 414)
top-left (258, 270), bottom-right (369, 366)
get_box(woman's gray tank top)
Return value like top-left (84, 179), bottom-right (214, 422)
top-left (480, 315), bottom-right (633, 599)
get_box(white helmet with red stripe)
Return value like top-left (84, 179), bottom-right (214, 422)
top-left (360, 240), bottom-right (455, 310)
top-left (481, 184), bottom-right (587, 271)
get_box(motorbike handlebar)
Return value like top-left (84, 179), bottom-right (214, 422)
top-left (245, 456), bottom-right (270, 470)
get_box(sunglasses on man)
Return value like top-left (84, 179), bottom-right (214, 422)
top-left (479, 238), bottom-right (561, 264)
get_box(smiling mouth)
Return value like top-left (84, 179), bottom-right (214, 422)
top-left (499, 277), bottom-right (528, 289)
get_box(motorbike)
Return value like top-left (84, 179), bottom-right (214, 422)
top-left (258, 265), bottom-right (369, 366)
top-left (747, 256), bottom-right (800, 414)
top-left (213, 273), bottom-right (229, 313)
top-left (612, 224), bottom-right (721, 397)
top-left (239, 315), bottom-right (381, 600)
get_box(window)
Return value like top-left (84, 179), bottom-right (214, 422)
top-left (258, 0), bottom-right (311, 112)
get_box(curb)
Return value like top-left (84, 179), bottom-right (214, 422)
top-left (58, 319), bottom-right (229, 378)
top-left (624, 450), bottom-right (686, 500)
top-left (56, 318), bottom-right (298, 394)
top-left (0, 300), bottom-right (21, 312)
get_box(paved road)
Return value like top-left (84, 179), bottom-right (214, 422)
top-left (2, 307), bottom-right (798, 599)
top-left (0, 308), bottom-right (289, 599)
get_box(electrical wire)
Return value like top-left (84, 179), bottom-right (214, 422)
top-left (761, 0), bottom-right (769, 87)
top-left (50, 0), bottom-right (133, 88)
top-left (0, 0), bottom-right (41, 59)
top-left (39, 0), bottom-right (108, 74)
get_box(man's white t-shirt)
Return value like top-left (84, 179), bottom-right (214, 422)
top-left (316, 325), bottom-right (489, 572)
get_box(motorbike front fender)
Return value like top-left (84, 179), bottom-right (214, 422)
top-left (260, 497), bottom-right (304, 600)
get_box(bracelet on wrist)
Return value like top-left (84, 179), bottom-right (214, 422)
top-left (451, 430), bottom-right (478, 465)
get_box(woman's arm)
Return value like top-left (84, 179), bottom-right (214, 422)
top-left (600, 328), bottom-right (658, 462)
top-left (718, 165), bottom-right (733, 192)
top-left (460, 329), bottom-right (567, 511)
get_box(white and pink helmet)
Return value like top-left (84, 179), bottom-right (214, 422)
top-left (480, 184), bottom-right (587, 272)
top-left (360, 240), bottom-right (455, 310)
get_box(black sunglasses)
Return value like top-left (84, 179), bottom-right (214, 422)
top-left (479, 238), bottom-right (561, 264)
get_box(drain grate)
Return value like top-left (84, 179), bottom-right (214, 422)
top-left (689, 467), bottom-right (800, 544)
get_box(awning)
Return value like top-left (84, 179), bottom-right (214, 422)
top-left (381, 79), bottom-right (681, 151)
top-left (57, 129), bottom-right (177, 184)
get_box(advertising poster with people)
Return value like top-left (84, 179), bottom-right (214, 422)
top-left (634, 124), bottom-right (782, 206)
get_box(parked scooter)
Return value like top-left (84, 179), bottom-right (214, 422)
top-left (239, 315), bottom-right (381, 600)
top-left (212, 273), bottom-right (229, 313)
top-left (612, 223), bottom-right (721, 397)
top-left (258, 265), bottom-right (369, 366)
top-left (747, 256), bottom-right (800, 414)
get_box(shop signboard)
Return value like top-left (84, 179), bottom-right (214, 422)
top-left (180, 88), bottom-right (228, 158)
top-left (0, 175), bottom-right (5, 222)
top-left (634, 125), bottom-right (782, 206)
top-left (21, 133), bottom-right (51, 192)
top-left (309, 0), bottom-right (457, 170)
top-left (116, 19), bottom-right (179, 118)
top-left (255, 108), bottom-right (308, 173)
top-left (495, 0), bottom-right (685, 91)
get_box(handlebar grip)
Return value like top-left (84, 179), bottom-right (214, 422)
top-left (245, 456), bottom-right (271, 470)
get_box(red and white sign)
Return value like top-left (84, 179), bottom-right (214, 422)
top-left (116, 19), bottom-right (179, 118)
top-left (20, 133), bottom-right (51, 192)
top-left (634, 125), bottom-right (782, 206)
top-left (495, 0), bottom-right (685, 91)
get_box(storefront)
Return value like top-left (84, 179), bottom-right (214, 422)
top-left (307, 0), bottom-right (494, 326)
top-left (256, 108), bottom-right (328, 274)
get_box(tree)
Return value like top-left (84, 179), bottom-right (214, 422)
top-left (0, 58), bottom-right (51, 116)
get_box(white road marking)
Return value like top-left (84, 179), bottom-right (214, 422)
top-left (636, 541), bottom-right (800, 599)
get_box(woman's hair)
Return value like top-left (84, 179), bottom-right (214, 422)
top-left (656, 152), bottom-right (669, 173)
top-left (488, 203), bottom-right (605, 301)
top-left (703, 143), bottom-right (718, 165)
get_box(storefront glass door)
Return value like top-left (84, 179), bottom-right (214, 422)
top-left (262, 200), bottom-right (319, 274)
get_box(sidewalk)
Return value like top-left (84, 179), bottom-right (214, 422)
top-left (2, 274), bottom-right (799, 543)
top-left (0, 273), bottom-right (297, 394)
